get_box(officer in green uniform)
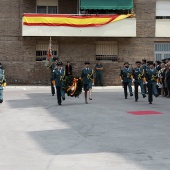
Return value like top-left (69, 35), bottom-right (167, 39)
top-left (0, 63), bottom-right (6, 103)
top-left (144, 61), bottom-right (159, 104)
top-left (49, 60), bottom-right (57, 96)
top-left (132, 61), bottom-right (146, 102)
top-left (95, 60), bottom-right (103, 86)
top-left (52, 62), bottom-right (65, 105)
top-left (119, 62), bottom-right (133, 99)
top-left (81, 61), bottom-right (94, 104)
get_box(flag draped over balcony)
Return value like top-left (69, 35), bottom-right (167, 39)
top-left (23, 14), bottom-right (132, 27)
top-left (45, 37), bottom-right (53, 67)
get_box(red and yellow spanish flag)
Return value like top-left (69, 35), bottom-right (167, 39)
top-left (23, 14), bottom-right (132, 27)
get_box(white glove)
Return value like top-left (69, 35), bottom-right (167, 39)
top-left (145, 81), bottom-right (148, 84)
top-left (132, 79), bottom-right (135, 83)
top-left (121, 80), bottom-right (123, 83)
top-left (157, 83), bottom-right (159, 86)
top-left (92, 83), bottom-right (94, 86)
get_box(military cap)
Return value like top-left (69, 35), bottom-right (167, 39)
top-left (84, 61), bottom-right (90, 64)
top-left (57, 62), bottom-right (63, 66)
top-left (124, 62), bottom-right (130, 65)
top-left (156, 60), bottom-right (161, 64)
top-left (142, 59), bottom-right (147, 63)
top-left (147, 61), bottom-right (154, 65)
top-left (136, 61), bottom-right (141, 64)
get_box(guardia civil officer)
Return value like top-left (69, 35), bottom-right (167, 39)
top-left (52, 62), bottom-right (65, 105)
top-left (144, 61), bottom-right (159, 104)
top-left (0, 63), bottom-right (6, 103)
top-left (132, 61), bottom-right (146, 102)
top-left (81, 61), bottom-right (94, 104)
top-left (120, 62), bottom-right (133, 99)
top-left (49, 60), bottom-right (57, 96)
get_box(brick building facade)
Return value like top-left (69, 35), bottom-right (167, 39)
top-left (0, 0), bottom-right (170, 85)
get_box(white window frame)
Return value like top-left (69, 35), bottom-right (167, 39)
top-left (36, 0), bottom-right (58, 14)
top-left (156, 0), bottom-right (170, 17)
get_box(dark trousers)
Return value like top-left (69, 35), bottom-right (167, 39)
top-left (167, 81), bottom-right (170, 96)
top-left (157, 86), bottom-right (161, 95)
top-left (51, 78), bottom-right (55, 95)
top-left (95, 72), bottom-right (103, 86)
top-left (147, 81), bottom-right (158, 103)
top-left (143, 84), bottom-right (147, 93)
top-left (134, 80), bottom-right (145, 100)
top-left (56, 86), bottom-right (62, 104)
top-left (123, 82), bottom-right (128, 98)
top-left (147, 83), bottom-right (153, 103)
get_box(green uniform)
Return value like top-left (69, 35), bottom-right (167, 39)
top-left (145, 68), bottom-right (159, 104)
top-left (52, 68), bottom-right (65, 105)
top-left (81, 68), bottom-right (93, 91)
top-left (120, 67), bottom-right (133, 99)
top-left (132, 67), bottom-right (145, 101)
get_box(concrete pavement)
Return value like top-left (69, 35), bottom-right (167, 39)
top-left (0, 86), bottom-right (170, 170)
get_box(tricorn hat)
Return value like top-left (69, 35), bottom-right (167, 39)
top-left (57, 61), bottom-right (63, 66)
top-left (142, 59), bottom-right (147, 63)
top-left (84, 61), bottom-right (90, 64)
top-left (136, 61), bottom-right (141, 64)
top-left (124, 62), bottom-right (130, 65)
top-left (147, 61), bottom-right (154, 65)
top-left (156, 60), bottom-right (161, 64)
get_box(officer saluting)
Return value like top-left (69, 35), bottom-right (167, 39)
top-left (132, 61), bottom-right (146, 102)
top-left (52, 62), bottom-right (65, 105)
top-left (120, 62), bottom-right (133, 99)
top-left (144, 61), bottom-right (159, 104)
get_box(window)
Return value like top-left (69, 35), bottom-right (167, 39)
top-left (36, 0), bottom-right (58, 14)
top-left (36, 43), bottom-right (58, 61)
top-left (37, 6), bottom-right (58, 14)
top-left (96, 41), bottom-right (118, 61)
top-left (156, 0), bottom-right (170, 19)
top-left (155, 43), bottom-right (170, 61)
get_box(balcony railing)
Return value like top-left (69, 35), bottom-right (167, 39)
top-left (22, 13), bottom-right (136, 37)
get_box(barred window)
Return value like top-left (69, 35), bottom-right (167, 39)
top-left (36, 43), bottom-right (58, 61)
top-left (155, 43), bottom-right (170, 61)
top-left (96, 41), bottom-right (118, 61)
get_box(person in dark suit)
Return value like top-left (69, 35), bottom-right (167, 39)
top-left (52, 62), bottom-right (65, 105)
top-left (81, 61), bottom-right (94, 104)
top-left (95, 60), bottom-right (103, 86)
top-left (65, 61), bottom-right (72, 76)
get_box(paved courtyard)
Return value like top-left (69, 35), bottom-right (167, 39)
top-left (0, 86), bottom-right (170, 170)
